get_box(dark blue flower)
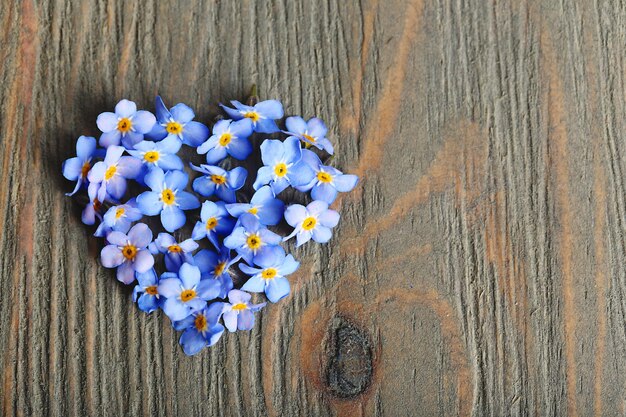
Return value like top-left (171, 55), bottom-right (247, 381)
top-left (253, 137), bottom-right (315, 195)
top-left (158, 263), bottom-right (221, 321)
top-left (222, 290), bottom-right (266, 332)
top-left (190, 164), bottom-right (247, 203)
top-left (225, 185), bottom-right (284, 226)
top-left (88, 145), bottom-right (142, 202)
top-left (100, 223), bottom-right (155, 284)
top-left (194, 247), bottom-right (236, 299)
top-left (284, 201), bottom-right (340, 247)
top-left (96, 99), bottom-right (156, 149)
top-left (149, 233), bottom-right (198, 272)
top-left (127, 135), bottom-right (183, 171)
top-left (295, 151), bottom-right (359, 204)
top-left (173, 302), bottom-right (225, 355)
top-left (132, 268), bottom-right (162, 313)
top-left (196, 119), bottom-right (254, 164)
top-left (136, 168), bottom-right (200, 232)
top-left (284, 116), bottom-right (334, 154)
top-left (220, 100), bottom-right (284, 133)
top-left (146, 96), bottom-right (210, 147)
top-left (62, 136), bottom-right (99, 196)
top-left (240, 246), bottom-right (299, 303)
top-left (223, 213), bottom-right (282, 264)
top-left (192, 201), bottom-right (235, 248)
top-left (102, 199), bottom-right (142, 233)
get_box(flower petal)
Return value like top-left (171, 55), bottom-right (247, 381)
top-left (134, 249), bottom-right (155, 273)
top-left (182, 121), bottom-right (210, 147)
top-left (116, 261), bottom-right (136, 284)
top-left (176, 191), bottom-right (200, 210)
top-left (158, 277), bottom-right (182, 298)
top-left (311, 183), bottom-right (338, 204)
top-left (312, 226), bottom-right (332, 243)
top-left (164, 169), bottom-right (188, 191)
top-left (179, 262), bottom-right (201, 288)
top-left (115, 99), bottom-right (137, 118)
top-left (318, 209), bottom-right (340, 228)
top-left (161, 206), bottom-right (186, 232)
top-left (255, 100), bottom-right (284, 119)
top-left (241, 276), bottom-right (265, 293)
top-left (284, 204), bottom-right (307, 226)
top-left (136, 191), bottom-right (163, 216)
top-left (101, 245), bottom-right (124, 268)
top-left (259, 139), bottom-right (284, 166)
top-left (96, 112), bottom-right (119, 132)
top-left (334, 174), bottom-right (359, 192)
top-left (265, 277), bottom-right (290, 303)
top-left (170, 103), bottom-right (195, 124)
top-left (132, 110), bottom-right (157, 133)
top-left (180, 329), bottom-right (207, 356)
top-left (128, 223), bottom-right (153, 248)
top-left (76, 136), bottom-right (97, 160)
top-left (285, 116), bottom-right (306, 135)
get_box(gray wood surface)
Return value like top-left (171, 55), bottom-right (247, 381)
top-left (1, 0), bottom-right (625, 415)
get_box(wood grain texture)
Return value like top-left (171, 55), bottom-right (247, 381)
top-left (1, 0), bottom-right (625, 415)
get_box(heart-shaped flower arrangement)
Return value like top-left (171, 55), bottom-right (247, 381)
top-left (62, 93), bottom-right (358, 355)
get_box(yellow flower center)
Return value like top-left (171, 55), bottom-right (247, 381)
top-left (231, 303), bottom-right (248, 311)
top-left (168, 244), bottom-right (182, 253)
top-left (246, 234), bottom-right (262, 249)
top-left (211, 174), bottom-right (226, 185)
top-left (274, 163), bottom-right (287, 177)
top-left (144, 151), bottom-right (160, 162)
top-left (303, 133), bottom-right (316, 143)
top-left (302, 217), bottom-right (317, 231)
top-left (194, 314), bottom-right (208, 331)
top-left (219, 133), bottom-right (232, 146)
top-left (247, 207), bottom-right (259, 215)
top-left (317, 171), bottom-right (332, 183)
top-left (145, 285), bottom-right (158, 296)
top-left (104, 165), bottom-right (117, 180)
top-left (166, 121), bottom-right (183, 135)
top-left (214, 262), bottom-right (226, 276)
top-left (115, 207), bottom-right (125, 219)
top-left (261, 268), bottom-right (278, 280)
top-left (161, 189), bottom-right (176, 205)
top-left (205, 217), bottom-right (218, 230)
top-left (180, 289), bottom-right (197, 302)
top-left (117, 118), bottom-right (132, 133)
top-left (122, 244), bottom-right (137, 260)
top-left (81, 161), bottom-right (91, 178)
top-left (243, 111), bottom-right (259, 122)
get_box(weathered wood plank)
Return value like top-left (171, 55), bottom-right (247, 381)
top-left (1, 0), bottom-right (626, 415)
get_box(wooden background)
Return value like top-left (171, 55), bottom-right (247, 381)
top-left (1, 0), bottom-right (625, 415)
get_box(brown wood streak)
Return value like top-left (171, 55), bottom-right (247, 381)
top-left (2, 0), bottom-right (37, 415)
top-left (348, 0), bottom-right (424, 179)
top-left (540, 24), bottom-right (579, 417)
top-left (341, 120), bottom-right (488, 255)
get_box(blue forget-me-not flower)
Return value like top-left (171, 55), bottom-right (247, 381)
top-left (158, 262), bottom-right (221, 321)
top-left (253, 137), bottom-right (315, 195)
top-left (136, 168), bottom-right (200, 232)
top-left (147, 96), bottom-right (210, 147)
top-left (97, 99), bottom-right (156, 149)
top-left (240, 246), bottom-right (299, 303)
top-left (196, 118), bottom-right (254, 164)
top-left (220, 100), bottom-right (284, 133)
top-left (284, 200), bottom-right (340, 247)
top-left (100, 223), bottom-right (154, 284)
top-left (191, 164), bottom-right (247, 203)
